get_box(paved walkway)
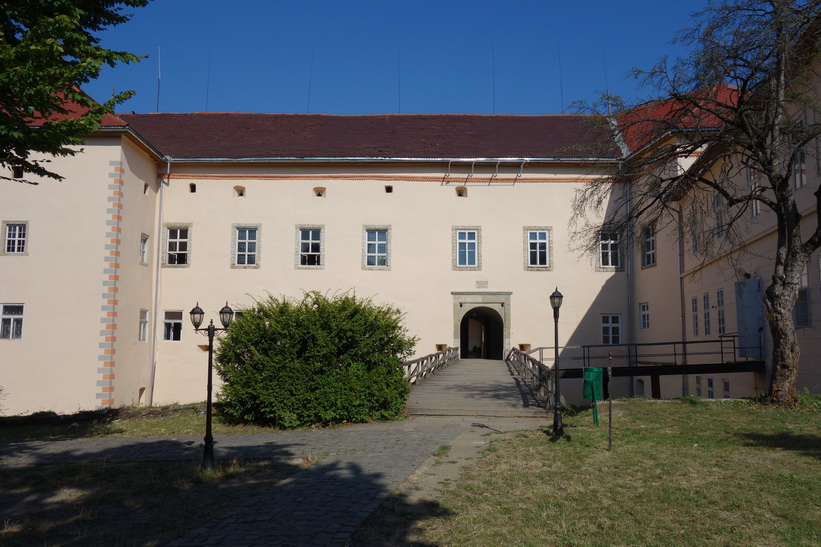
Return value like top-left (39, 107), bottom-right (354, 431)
top-left (0, 360), bottom-right (548, 545)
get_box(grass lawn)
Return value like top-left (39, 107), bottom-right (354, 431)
top-left (357, 397), bottom-right (821, 546)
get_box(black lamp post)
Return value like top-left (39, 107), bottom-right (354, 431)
top-left (190, 301), bottom-right (234, 470)
top-left (550, 288), bottom-right (564, 436)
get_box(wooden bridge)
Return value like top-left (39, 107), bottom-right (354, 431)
top-left (404, 358), bottom-right (547, 417)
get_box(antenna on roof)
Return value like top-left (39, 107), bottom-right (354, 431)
top-left (205, 48), bottom-right (212, 112)
top-left (307, 48), bottom-right (315, 114)
top-left (603, 49), bottom-right (612, 116)
top-left (397, 45), bottom-right (401, 113)
top-left (558, 46), bottom-right (565, 114)
top-left (492, 44), bottom-right (497, 115)
top-left (156, 46), bottom-right (161, 113)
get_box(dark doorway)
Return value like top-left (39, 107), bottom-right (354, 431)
top-left (459, 306), bottom-right (504, 359)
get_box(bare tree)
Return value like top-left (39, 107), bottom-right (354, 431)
top-left (572, 0), bottom-right (821, 406)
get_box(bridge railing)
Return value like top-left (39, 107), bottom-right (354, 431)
top-left (506, 347), bottom-right (559, 409)
top-left (401, 346), bottom-right (460, 384)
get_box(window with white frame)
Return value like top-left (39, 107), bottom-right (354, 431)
top-left (363, 227), bottom-right (389, 269)
top-left (453, 227), bottom-right (480, 269)
top-left (163, 311), bottom-right (183, 341)
top-left (297, 227), bottom-right (323, 267)
top-left (641, 226), bottom-right (656, 267)
top-left (792, 148), bottom-right (806, 189)
top-left (165, 226), bottom-right (190, 266)
top-left (139, 234), bottom-right (149, 265)
top-left (599, 231), bottom-right (621, 268)
top-left (695, 375), bottom-right (702, 397)
top-left (601, 314), bottom-right (621, 344)
top-left (692, 296), bottom-right (699, 336)
top-left (714, 192), bottom-right (725, 238)
top-left (525, 228), bottom-right (550, 269)
top-left (794, 262), bottom-right (811, 327)
top-left (716, 289), bottom-right (726, 335)
top-left (1, 304), bottom-right (23, 339)
top-left (139, 309), bottom-right (148, 342)
top-left (233, 226), bottom-right (259, 267)
top-left (3, 222), bottom-right (27, 254)
top-left (639, 303), bottom-right (650, 330)
top-left (703, 293), bottom-right (711, 336)
top-left (750, 179), bottom-right (761, 218)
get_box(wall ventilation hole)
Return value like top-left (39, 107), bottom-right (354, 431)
top-left (385, 185), bottom-right (393, 193)
top-left (189, 183), bottom-right (197, 193)
top-left (456, 186), bottom-right (468, 197)
top-left (313, 186), bottom-right (326, 197)
top-left (233, 185), bottom-right (246, 197)
top-left (12, 167), bottom-right (23, 179)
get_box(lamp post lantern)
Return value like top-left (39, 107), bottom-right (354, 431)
top-left (550, 288), bottom-right (564, 437)
top-left (190, 301), bottom-right (233, 470)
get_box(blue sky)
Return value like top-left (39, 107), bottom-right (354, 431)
top-left (85, 0), bottom-right (709, 115)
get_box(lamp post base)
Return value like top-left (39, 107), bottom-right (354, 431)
top-left (552, 409), bottom-right (564, 437)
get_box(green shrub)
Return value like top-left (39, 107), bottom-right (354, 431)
top-left (215, 291), bottom-right (417, 428)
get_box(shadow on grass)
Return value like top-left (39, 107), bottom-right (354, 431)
top-left (738, 431), bottom-right (821, 459)
top-left (347, 491), bottom-right (453, 546)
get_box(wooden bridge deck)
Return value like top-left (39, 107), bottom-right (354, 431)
top-left (405, 358), bottom-right (547, 417)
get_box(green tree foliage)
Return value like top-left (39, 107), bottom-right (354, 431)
top-left (1, 0), bottom-right (149, 182)
top-left (215, 292), bottom-right (418, 428)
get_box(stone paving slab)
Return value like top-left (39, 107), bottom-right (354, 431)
top-left (0, 416), bottom-right (547, 546)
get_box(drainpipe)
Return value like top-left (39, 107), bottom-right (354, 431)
top-left (625, 179), bottom-right (635, 397)
top-left (147, 158), bottom-right (170, 405)
top-left (676, 205), bottom-right (689, 395)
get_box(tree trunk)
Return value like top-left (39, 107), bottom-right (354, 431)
top-left (765, 281), bottom-right (800, 406)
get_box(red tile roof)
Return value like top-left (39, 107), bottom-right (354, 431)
top-left (117, 113), bottom-right (619, 160)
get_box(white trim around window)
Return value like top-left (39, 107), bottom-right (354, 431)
top-left (163, 224), bottom-right (191, 267)
top-left (362, 226), bottom-right (390, 270)
top-left (232, 224), bottom-right (261, 268)
top-left (597, 230), bottom-right (621, 270)
top-left (139, 233), bottom-right (149, 265)
top-left (523, 227), bottom-right (552, 271)
top-left (295, 225), bottom-right (324, 269)
top-left (0, 303), bottom-right (23, 339)
top-left (2, 221), bottom-right (28, 256)
top-left (163, 310), bottom-right (183, 341)
top-left (453, 226), bottom-right (481, 270)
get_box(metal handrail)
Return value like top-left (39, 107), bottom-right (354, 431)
top-left (401, 347), bottom-right (460, 384)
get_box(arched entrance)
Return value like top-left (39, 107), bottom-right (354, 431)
top-left (459, 306), bottom-right (505, 359)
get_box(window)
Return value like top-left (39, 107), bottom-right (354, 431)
top-left (3, 222), bottom-right (27, 254)
top-left (695, 375), bottom-right (702, 397)
top-left (1, 304), bottom-right (23, 339)
top-left (640, 303), bottom-right (650, 330)
top-left (723, 379), bottom-right (731, 399)
top-left (692, 297), bottom-right (699, 336)
top-left (525, 229), bottom-right (551, 269)
top-left (453, 227), bottom-right (480, 270)
top-left (297, 227), bottom-right (323, 267)
top-left (750, 179), bottom-right (761, 218)
top-left (139, 234), bottom-right (149, 265)
top-left (714, 192), bottom-right (724, 238)
top-left (233, 226), bottom-right (259, 267)
top-left (165, 226), bottom-right (189, 266)
top-left (363, 227), bottom-right (389, 269)
top-left (163, 311), bottom-right (183, 341)
top-left (12, 166), bottom-right (23, 179)
top-left (601, 315), bottom-right (621, 345)
top-left (703, 293), bottom-right (711, 336)
top-left (792, 148), bottom-right (806, 189)
top-left (139, 309), bottom-right (148, 342)
top-left (707, 377), bottom-right (715, 399)
top-left (795, 263), bottom-right (811, 328)
top-left (641, 226), bottom-right (656, 267)
top-left (599, 231), bottom-right (620, 269)
top-left (716, 289), bottom-right (726, 335)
